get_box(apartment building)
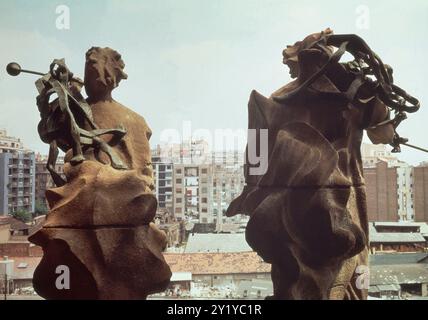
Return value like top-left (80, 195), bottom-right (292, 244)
top-left (212, 162), bottom-right (245, 230)
top-left (361, 143), bottom-right (415, 222)
top-left (363, 160), bottom-right (415, 222)
top-left (34, 154), bottom-right (64, 207)
top-left (0, 129), bottom-right (35, 215)
top-left (173, 163), bottom-right (213, 222)
top-left (152, 154), bottom-right (173, 211)
top-left (171, 149), bottom-right (245, 224)
top-left (413, 164), bottom-right (428, 224)
top-left (153, 141), bottom-right (245, 224)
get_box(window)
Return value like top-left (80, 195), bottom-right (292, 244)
top-left (176, 169), bottom-right (182, 174)
top-left (202, 198), bottom-right (207, 203)
top-left (176, 198), bottom-right (182, 203)
top-left (176, 178), bottom-right (182, 184)
top-left (201, 168), bottom-right (207, 174)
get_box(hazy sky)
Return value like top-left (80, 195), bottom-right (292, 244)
top-left (1, 0), bottom-right (428, 164)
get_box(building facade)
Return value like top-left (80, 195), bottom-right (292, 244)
top-left (171, 151), bottom-right (245, 224)
top-left (413, 164), bottom-right (428, 224)
top-left (362, 142), bottom-right (416, 222)
top-left (152, 154), bottom-right (173, 211)
top-left (364, 160), bottom-right (399, 222)
top-left (0, 129), bottom-right (35, 215)
top-left (34, 154), bottom-right (64, 208)
top-left (173, 163), bottom-right (213, 222)
top-left (211, 161), bottom-right (245, 230)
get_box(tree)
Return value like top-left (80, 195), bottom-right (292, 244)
top-left (11, 209), bottom-right (32, 223)
top-left (34, 200), bottom-right (49, 217)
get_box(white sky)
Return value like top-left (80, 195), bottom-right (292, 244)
top-left (1, 0), bottom-right (427, 164)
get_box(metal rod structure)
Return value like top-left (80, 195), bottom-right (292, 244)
top-left (6, 62), bottom-right (84, 85)
top-left (402, 143), bottom-right (428, 153)
top-left (19, 69), bottom-right (45, 76)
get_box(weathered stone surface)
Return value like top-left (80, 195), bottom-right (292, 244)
top-left (30, 224), bottom-right (170, 299)
top-left (226, 30), bottom-right (403, 300)
top-left (29, 47), bottom-right (171, 299)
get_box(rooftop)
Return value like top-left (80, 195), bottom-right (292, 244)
top-left (170, 272), bottom-right (192, 282)
top-left (0, 216), bottom-right (30, 231)
top-left (370, 232), bottom-right (426, 244)
top-left (370, 264), bottom-right (428, 285)
top-left (370, 253), bottom-right (428, 265)
top-left (184, 233), bottom-right (252, 253)
top-left (164, 252), bottom-right (270, 275)
top-left (7, 256), bottom-right (41, 280)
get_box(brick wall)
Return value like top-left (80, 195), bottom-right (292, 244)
top-left (0, 242), bottom-right (43, 257)
top-left (363, 161), bottom-right (398, 222)
top-left (413, 166), bottom-right (428, 223)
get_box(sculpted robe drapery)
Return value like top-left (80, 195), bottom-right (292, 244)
top-left (226, 32), bottom-right (395, 299)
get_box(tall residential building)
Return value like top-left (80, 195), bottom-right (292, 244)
top-left (35, 154), bottom-right (64, 207)
top-left (413, 164), bottom-right (428, 224)
top-left (171, 149), bottom-right (245, 224)
top-left (396, 163), bottom-right (414, 221)
top-left (173, 163), bottom-right (213, 222)
top-left (363, 159), bottom-right (415, 222)
top-left (154, 140), bottom-right (246, 225)
top-left (212, 160), bottom-right (245, 231)
top-left (363, 160), bottom-right (399, 222)
top-left (361, 142), bottom-right (417, 222)
top-left (151, 154), bottom-right (173, 211)
top-left (0, 129), bottom-right (35, 215)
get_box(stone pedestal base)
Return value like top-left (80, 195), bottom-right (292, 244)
top-left (29, 224), bottom-right (171, 300)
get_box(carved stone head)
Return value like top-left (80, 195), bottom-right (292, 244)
top-left (282, 28), bottom-right (333, 78)
top-left (84, 47), bottom-right (128, 100)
